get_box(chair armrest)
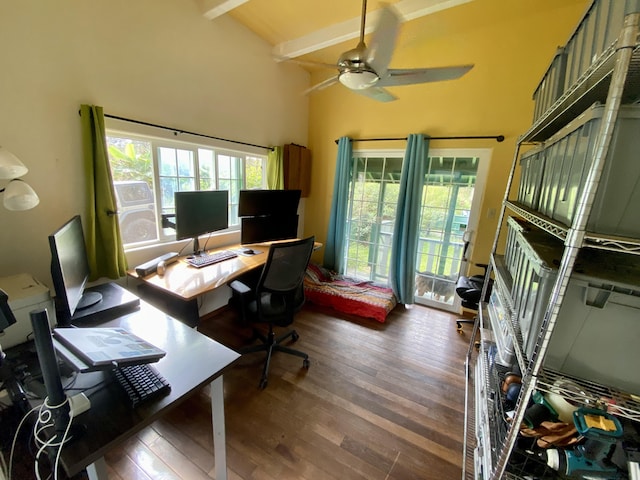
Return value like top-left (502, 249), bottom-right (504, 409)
top-left (229, 280), bottom-right (251, 296)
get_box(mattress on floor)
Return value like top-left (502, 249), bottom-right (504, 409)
top-left (303, 263), bottom-right (397, 323)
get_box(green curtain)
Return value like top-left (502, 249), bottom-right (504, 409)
top-left (80, 104), bottom-right (128, 280)
top-left (323, 136), bottom-right (352, 272)
top-left (267, 146), bottom-right (284, 189)
top-left (389, 134), bottom-right (429, 304)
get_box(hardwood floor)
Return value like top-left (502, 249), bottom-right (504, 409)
top-left (101, 303), bottom-right (474, 480)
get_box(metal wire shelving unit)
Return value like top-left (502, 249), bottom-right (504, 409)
top-left (463, 4), bottom-right (640, 479)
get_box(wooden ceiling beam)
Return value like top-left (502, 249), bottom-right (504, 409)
top-left (198, 0), bottom-right (251, 20)
top-left (273, 0), bottom-right (473, 60)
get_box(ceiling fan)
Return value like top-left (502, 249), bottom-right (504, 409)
top-left (288, 0), bottom-right (474, 102)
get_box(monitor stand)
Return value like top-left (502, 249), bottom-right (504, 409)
top-left (76, 290), bottom-right (102, 310)
top-left (70, 282), bottom-right (140, 325)
top-left (192, 236), bottom-right (203, 256)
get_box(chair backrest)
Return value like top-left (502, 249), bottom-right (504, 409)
top-left (258, 236), bottom-right (315, 297)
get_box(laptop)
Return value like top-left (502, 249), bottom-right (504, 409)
top-left (53, 327), bottom-right (166, 371)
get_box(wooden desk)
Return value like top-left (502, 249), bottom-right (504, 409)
top-left (129, 241), bottom-right (321, 301)
top-left (58, 301), bottom-right (240, 480)
top-left (129, 244), bottom-right (266, 301)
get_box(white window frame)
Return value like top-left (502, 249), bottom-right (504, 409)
top-left (106, 118), bottom-right (267, 248)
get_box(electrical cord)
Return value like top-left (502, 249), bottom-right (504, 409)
top-left (0, 449), bottom-right (8, 480)
top-left (8, 402), bottom-right (40, 480)
top-left (32, 396), bottom-right (73, 480)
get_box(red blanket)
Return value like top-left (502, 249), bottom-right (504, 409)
top-left (303, 263), bottom-right (397, 323)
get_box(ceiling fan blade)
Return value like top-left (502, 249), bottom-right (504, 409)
top-left (303, 76), bottom-right (339, 95)
top-left (366, 5), bottom-right (400, 76)
top-left (273, 55), bottom-right (338, 70)
top-left (378, 65), bottom-right (474, 87)
top-left (353, 86), bottom-right (397, 102)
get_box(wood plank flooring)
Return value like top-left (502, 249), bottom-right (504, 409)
top-left (101, 303), bottom-right (474, 479)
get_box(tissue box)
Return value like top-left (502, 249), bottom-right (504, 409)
top-left (0, 274), bottom-right (56, 349)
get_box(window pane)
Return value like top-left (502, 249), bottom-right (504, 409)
top-left (161, 177), bottom-right (177, 211)
top-left (344, 155), bottom-right (401, 283)
top-left (178, 178), bottom-right (194, 191)
top-left (107, 136), bottom-right (159, 245)
top-left (177, 149), bottom-right (194, 177)
top-left (159, 147), bottom-right (177, 176)
top-left (198, 149), bottom-right (215, 187)
top-left (415, 155), bottom-right (479, 307)
top-left (245, 156), bottom-right (263, 189)
top-left (218, 155), bottom-right (231, 179)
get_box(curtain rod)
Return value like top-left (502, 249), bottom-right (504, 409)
top-left (335, 135), bottom-right (505, 144)
top-left (83, 111), bottom-right (274, 151)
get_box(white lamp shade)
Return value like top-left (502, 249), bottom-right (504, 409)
top-left (338, 71), bottom-right (379, 90)
top-left (0, 147), bottom-right (28, 179)
top-left (3, 179), bottom-right (40, 211)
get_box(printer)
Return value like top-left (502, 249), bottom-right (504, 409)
top-left (0, 273), bottom-right (56, 349)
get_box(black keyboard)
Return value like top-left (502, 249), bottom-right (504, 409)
top-left (186, 250), bottom-right (238, 268)
top-left (112, 363), bottom-right (171, 407)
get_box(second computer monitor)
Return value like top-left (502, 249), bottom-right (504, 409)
top-left (241, 215), bottom-right (299, 245)
top-left (238, 189), bottom-right (301, 245)
top-left (238, 189), bottom-right (301, 217)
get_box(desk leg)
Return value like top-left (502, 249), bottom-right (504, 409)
top-left (86, 457), bottom-right (108, 480)
top-left (211, 375), bottom-right (227, 480)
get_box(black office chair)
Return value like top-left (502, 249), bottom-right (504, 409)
top-left (228, 236), bottom-right (315, 389)
top-left (455, 263), bottom-right (492, 333)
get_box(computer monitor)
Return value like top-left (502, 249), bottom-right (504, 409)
top-left (238, 189), bottom-right (301, 245)
top-left (238, 189), bottom-right (301, 217)
top-left (175, 190), bottom-right (229, 255)
top-left (49, 215), bottom-right (103, 323)
top-left (241, 215), bottom-right (299, 245)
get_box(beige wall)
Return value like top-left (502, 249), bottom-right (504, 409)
top-left (0, 1), bottom-right (309, 288)
top-left (304, 0), bottom-right (589, 271)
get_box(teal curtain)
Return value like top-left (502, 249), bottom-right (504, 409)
top-left (323, 136), bottom-right (352, 272)
top-left (267, 146), bottom-right (284, 189)
top-left (389, 134), bottom-right (429, 304)
top-left (80, 104), bottom-right (128, 280)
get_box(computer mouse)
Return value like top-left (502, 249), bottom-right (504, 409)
top-left (156, 260), bottom-right (166, 276)
top-left (243, 248), bottom-right (254, 255)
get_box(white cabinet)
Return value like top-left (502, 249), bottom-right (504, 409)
top-left (463, 2), bottom-right (640, 479)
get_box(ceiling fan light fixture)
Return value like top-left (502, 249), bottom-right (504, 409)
top-left (339, 70), bottom-right (379, 90)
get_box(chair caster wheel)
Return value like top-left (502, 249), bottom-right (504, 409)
top-left (259, 378), bottom-right (268, 389)
top-left (303, 358), bottom-right (310, 369)
top-left (292, 332), bottom-right (300, 342)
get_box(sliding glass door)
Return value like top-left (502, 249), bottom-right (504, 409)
top-left (414, 151), bottom-right (490, 312)
top-left (343, 148), bottom-right (490, 312)
top-left (343, 154), bottom-right (402, 281)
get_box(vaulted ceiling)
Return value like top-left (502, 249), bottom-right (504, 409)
top-left (196, 0), bottom-right (472, 63)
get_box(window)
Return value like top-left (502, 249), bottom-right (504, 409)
top-left (106, 132), bottom-right (266, 246)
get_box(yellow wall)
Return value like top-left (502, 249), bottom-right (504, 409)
top-left (305, 0), bottom-right (589, 268)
